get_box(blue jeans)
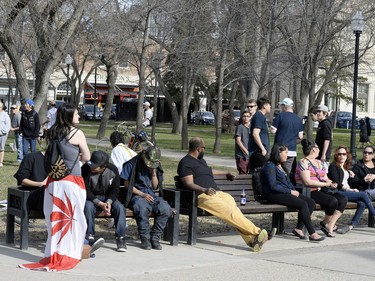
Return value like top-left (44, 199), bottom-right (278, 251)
top-left (15, 133), bottom-right (23, 161)
top-left (339, 190), bottom-right (375, 226)
top-left (22, 137), bottom-right (36, 156)
top-left (84, 196), bottom-right (126, 238)
top-left (130, 196), bottom-right (171, 241)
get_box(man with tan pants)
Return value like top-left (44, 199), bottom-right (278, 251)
top-left (177, 137), bottom-right (270, 252)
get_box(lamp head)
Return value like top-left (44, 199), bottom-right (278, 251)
top-left (65, 54), bottom-right (73, 65)
top-left (351, 11), bottom-right (365, 33)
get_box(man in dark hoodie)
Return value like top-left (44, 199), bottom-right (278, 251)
top-left (315, 105), bottom-right (334, 163)
top-left (19, 99), bottom-right (40, 156)
top-left (82, 150), bottom-right (127, 252)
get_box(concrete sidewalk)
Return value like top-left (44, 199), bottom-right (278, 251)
top-left (1, 226), bottom-right (375, 281)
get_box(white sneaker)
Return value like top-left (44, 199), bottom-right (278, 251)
top-left (107, 218), bottom-right (115, 228)
top-left (0, 163), bottom-right (3, 167)
top-left (9, 143), bottom-right (15, 152)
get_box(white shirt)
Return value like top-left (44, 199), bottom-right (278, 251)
top-left (111, 143), bottom-right (137, 174)
top-left (142, 108), bottom-right (153, 127)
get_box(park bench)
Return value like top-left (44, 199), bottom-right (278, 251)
top-left (6, 186), bottom-right (180, 250)
top-left (175, 174), bottom-right (375, 245)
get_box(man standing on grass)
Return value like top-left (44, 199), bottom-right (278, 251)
top-left (315, 105), bottom-right (334, 163)
top-left (248, 97), bottom-right (271, 172)
top-left (270, 98), bottom-right (303, 180)
top-left (177, 137), bottom-right (270, 252)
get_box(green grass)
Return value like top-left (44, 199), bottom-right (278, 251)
top-left (0, 122), bottom-right (360, 201)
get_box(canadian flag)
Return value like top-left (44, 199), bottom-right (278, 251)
top-left (19, 175), bottom-right (87, 271)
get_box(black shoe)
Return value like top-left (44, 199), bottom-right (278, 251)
top-left (151, 240), bottom-right (162, 250)
top-left (90, 237), bottom-right (105, 254)
top-left (116, 236), bottom-right (127, 252)
top-left (309, 235), bottom-right (325, 242)
top-left (292, 229), bottom-right (307, 240)
top-left (141, 238), bottom-right (152, 250)
top-left (87, 234), bottom-right (95, 246)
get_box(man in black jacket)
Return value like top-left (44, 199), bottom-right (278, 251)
top-left (14, 151), bottom-right (47, 212)
top-left (19, 99), bottom-right (40, 156)
top-left (82, 150), bottom-right (127, 252)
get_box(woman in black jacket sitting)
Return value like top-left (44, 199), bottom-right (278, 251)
top-left (261, 144), bottom-right (324, 242)
top-left (328, 145), bottom-right (375, 233)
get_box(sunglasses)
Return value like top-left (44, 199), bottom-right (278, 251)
top-left (247, 105), bottom-right (256, 108)
top-left (337, 153), bottom-right (347, 156)
top-left (364, 151), bottom-right (373, 155)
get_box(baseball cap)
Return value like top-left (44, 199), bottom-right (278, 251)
top-left (279, 98), bottom-right (294, 106)
top-left (10, 104), bottom-right (17, 109)
top-left (49, 100), bottom-right (56, 105)
top-left (315, 105), bottom-right (329, 112)
top-left (26, 99), bottom-right (34, 106)
top-left (143, 101), bottom-right (150, 107)
top-left (142, 146), bottom-right (161, 169)
top-left (87, 150), bottom-right (109, 169)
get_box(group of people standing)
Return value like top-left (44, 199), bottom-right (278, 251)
top-left (5, 99), bottom-right (58, 165)
top-left (235, 96), bottom-right (375, 241)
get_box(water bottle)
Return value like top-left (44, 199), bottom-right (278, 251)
top-left (240, 189), bottom-right (247, 206)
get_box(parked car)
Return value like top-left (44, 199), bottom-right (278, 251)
top-left (194, 111), bottom-right (215, 125)
top-left (80, 104), bottom-right (103, 121)
top-left (330, 111), bottom-right (359, 129)
top-left (367, 118), bottom-right (375, 130)
top-left (222, 109), bottom-right (241, 126)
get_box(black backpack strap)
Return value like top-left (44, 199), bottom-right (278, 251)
top-left (67, 128), bottom-right (79, 141)
top-left (124, 156), bottom-right (139, 207)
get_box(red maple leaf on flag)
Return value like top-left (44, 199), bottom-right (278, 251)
top-left (50, 191), bottom-right (77, 244)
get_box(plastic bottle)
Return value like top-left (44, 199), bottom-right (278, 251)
top-left (240, 189), bottom-right (247, 206)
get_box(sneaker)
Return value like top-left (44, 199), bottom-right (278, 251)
top-left (336, 225), bottom-right (352, 234)
top-left (140, 238), bottom-right (152, 250)
top-left (9, 143), bottom-right (16, 152)
top-left (0, 163), bottom-right (3, 167)
top-left (107, 218), bottom-right (115, 228)
top-left (151, 240), bottom-right (162, 250)
top-left (249, 229), bottom-right (268, 252)
top-left (87, 234), bottom-right (95, 246)
top-left (116, 236), bottom-right (127, 252)
top-left (90, 237), bottom-right (105, 254)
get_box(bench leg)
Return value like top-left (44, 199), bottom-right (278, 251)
top-left (162, 188), bottom-right (180, 246)
top-left (6, 213), bottom-right (15, 244)
top-left (187, 204), bottom-right (198, 245)
top-left (368, 212), bottom-right (375, 227)
top-left (272, 212), bottom-right (285, 234)
top-left (20, 215), bottom-right (30, 250)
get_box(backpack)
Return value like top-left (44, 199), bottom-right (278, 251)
top-left (251, 166), bottom-right (263, 197)
top-left (44, 129), bottom-right (79, 180)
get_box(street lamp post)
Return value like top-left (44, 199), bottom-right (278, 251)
top-left (350, 11), bottom-right (365, 162)
top-left (65, 54), bottom-right (73, 102)
top-left (94, 66), bottom-right (97, 120)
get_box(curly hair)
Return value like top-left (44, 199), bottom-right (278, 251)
top-left (110, 131), bottom-right (125, 147)
top-left (333, 145), bottom-right (352, 170)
